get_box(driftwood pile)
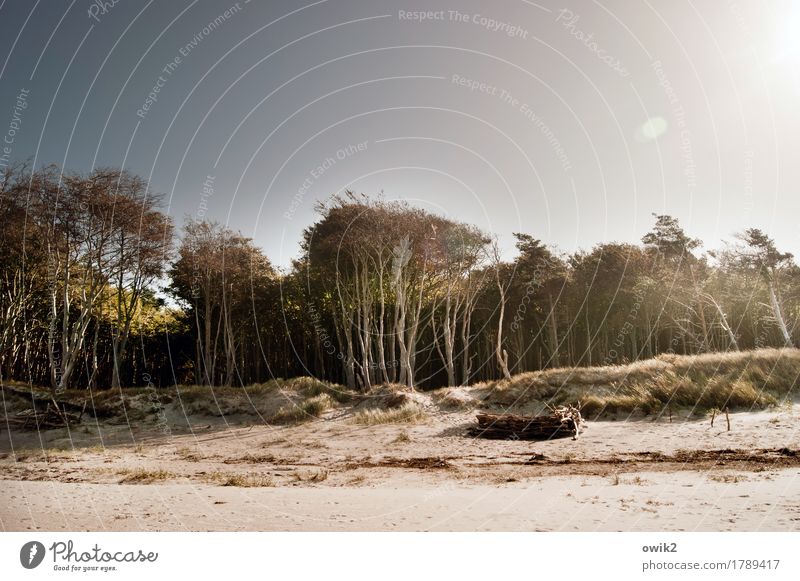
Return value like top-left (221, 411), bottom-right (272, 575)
top-left (2, 386), bottom-right (86, 431)
top-left (471, 405), bottom-right (584, 441)
top-left (5, 404), bottom-right (82, 430)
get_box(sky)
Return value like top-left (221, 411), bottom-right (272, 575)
top-left (1, 0), bottom-right (799, 269)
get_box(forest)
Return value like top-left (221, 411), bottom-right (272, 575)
top-left (1, 162), bottom-right (798, 392)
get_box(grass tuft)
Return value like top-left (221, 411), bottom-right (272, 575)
top-left (271, 393), bottom-right (335, 424)
top-left (352, 403), bottom-right (427, 426)
top-left (208, 471), bottom-right (276, 487)
top-left (392, 431), bottom-right (412, 443)
top-left (118, 468), bottom-right (174, 484)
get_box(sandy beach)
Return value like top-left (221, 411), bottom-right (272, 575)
top-left (3, 398), bottom-right (800, 531)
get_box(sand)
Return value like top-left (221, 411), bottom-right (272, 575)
top-left (2, 400), bottom-right (800, 531)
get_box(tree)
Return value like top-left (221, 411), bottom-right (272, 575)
top-left (169, 220), bottom-right (276, 386)
top-left (0, 163), bottom-right (48, 382)
top-left (507, 233), bottom-right (567, 369)
top-left (642, 214), bottom-right (700, 260)
top-left (2, 162), bottom-right (798, 392)
top-left (106, 171), bottom-right (174, 387)
top-left (24, 168), bottom-right (140, 390)
top-left (301, 194), bottom-right (490, 389)
top-left (490, 241), bottom-right (512, 380)
top-left (641, 214), bottom-right (710, 354)
top-left (428, 221), bottom-right (489, 385)
top-left (731, 229), bottom-right (795, 347)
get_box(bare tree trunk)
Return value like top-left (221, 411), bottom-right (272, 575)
top-left (376, 260), bottom-right (389, 384)
top-left (704, 293), bottom-right (739, 350)
top-left (460, 307), bottom-right (473, 385)
top-left (547, 293), bottom-right (559, 367)
top-left (88, 319), bottom-right (100, 390)
top-left (203, 293), bottom-right (213, 385)
top-left (389, 302), bottom-right (399, 383)
top-left (395, 277), bottom-right (410, 387)
top-left (406, 268), bottom-right (429, 390)
top-left (332, 300), bottom-right (356, 389)
top-left (222, 283), bottom-right (237, 386)
top-left (494, 261), bottom-right (511, 380)
top-left (768, 281), bottom-right (793, 347)
top-left (584, 299), bottom-right (592, 366)
top-left (443, 293), bottom-right (456, 386)
top-left (194, 310), bottom-right (203, 385)
top-left (357, 263), bottom-right (372, 390)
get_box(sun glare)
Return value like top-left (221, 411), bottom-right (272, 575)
top-left (771, 4), bottom-right (800, 64)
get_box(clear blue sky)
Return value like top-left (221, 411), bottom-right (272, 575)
top-left (2, 0), bottom-right (798, 268)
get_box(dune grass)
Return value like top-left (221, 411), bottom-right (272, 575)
top-left (352, 402), bottom-right (427, 425)
top-left (173, 379), bottom-right (348, 420)
top-left (10, 348), bottom-right (798, 425)
top-left (483, 348), bottom-right (800, 418)
top-left (117, 468), bottom-right (174, 484)
top-left (270, 393), bottom-right (335, 424)
top-left (430, 387), bottom-right (478, 410)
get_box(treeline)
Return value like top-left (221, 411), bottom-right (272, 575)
top-left (1, 164), bottom-right (798, 391)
